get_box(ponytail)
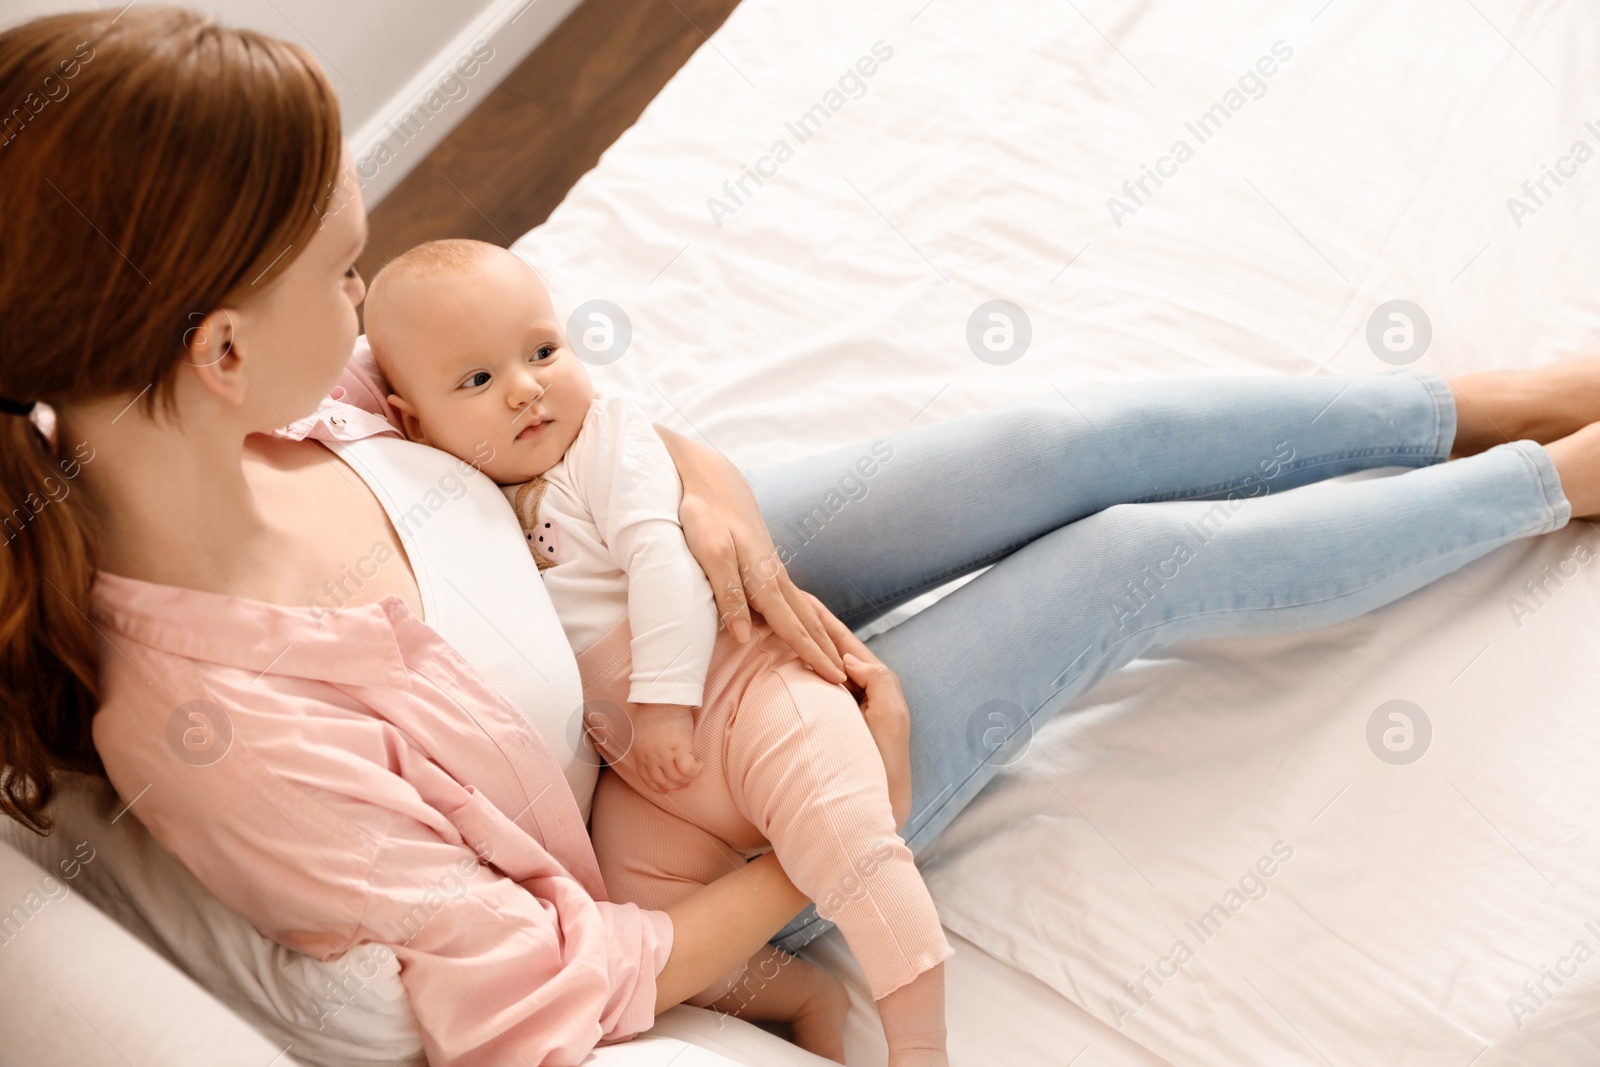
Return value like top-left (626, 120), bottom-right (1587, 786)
top-left (0, 411), bottom-right (101, 831)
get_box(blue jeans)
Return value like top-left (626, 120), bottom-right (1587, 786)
top-left (746, 369), bottom-right (1570, 953)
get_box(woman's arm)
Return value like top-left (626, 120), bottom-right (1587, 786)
top-left (654, 851), bottom-right (810, 1012)
top-left (655, 423), bottom-right (847, 684)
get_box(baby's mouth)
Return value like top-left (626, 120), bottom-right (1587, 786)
top-left (516, 418), bottom-right (550, 441)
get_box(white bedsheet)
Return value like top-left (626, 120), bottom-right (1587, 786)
top-left (513, 0), bottom-right (1600, 1063)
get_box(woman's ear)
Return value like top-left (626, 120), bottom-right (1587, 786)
top-left (180, 307), bottom-right (235, 367)
top-left (180, 307), bottom-right (249, 407)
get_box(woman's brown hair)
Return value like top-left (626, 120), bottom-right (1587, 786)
top-left (0, 7), bottom-right (343, 832)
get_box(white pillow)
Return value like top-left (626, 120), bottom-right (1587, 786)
top-left (0, 772), bottom-right (425, 1066)
top-left (0, 773), bottom-right (831, 1067)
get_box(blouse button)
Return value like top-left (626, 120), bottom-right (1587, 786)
top-left (329, 415), bottom-right (346, 429)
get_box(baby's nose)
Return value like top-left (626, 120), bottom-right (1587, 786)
top-left (510, 371), bottom-right (546, 402)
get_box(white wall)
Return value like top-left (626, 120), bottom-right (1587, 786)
top-left (0, 0), bottom-right (581, 204)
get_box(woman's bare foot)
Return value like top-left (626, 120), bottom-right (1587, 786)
top-left (693, 947), bottom-right (848, 1063)
top-left (1450, 359), bottom-right (1600, 456)
top-left (1542, 420), bottom-right (1600, 519)
top-left (789, 967), bottom-right (850, 1064)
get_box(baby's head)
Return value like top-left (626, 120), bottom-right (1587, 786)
top-left (364, 239), bottom-right (593, 485)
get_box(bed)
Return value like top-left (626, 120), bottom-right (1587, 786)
top-left (509, 0), bottom-right (1600, 1063)
top-left (6, 0), bottom-right (1600, 1064)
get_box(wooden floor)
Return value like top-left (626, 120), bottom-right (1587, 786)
top-left (357, 0), bottom-right (743, 283)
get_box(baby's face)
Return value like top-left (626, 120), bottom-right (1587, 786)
top-left (372, 252), bottom-right (593, 484)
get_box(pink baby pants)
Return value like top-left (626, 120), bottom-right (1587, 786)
top-left (581, 618), bottom-right (952, 1001)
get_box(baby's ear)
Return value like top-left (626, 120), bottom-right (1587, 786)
top-left (386, 392), bottom-right (425, 443)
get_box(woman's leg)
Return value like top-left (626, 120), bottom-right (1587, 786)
top-left (747, 370), bottom-right (1456, 629)
top-left (769, 438), bottom-right (1570, 951)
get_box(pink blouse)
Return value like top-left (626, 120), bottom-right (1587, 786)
top-left (89, 342), bottom-right (673, 1066)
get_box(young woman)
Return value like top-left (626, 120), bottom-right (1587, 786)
top-left (4, 8), bottom-right (1600, 1066)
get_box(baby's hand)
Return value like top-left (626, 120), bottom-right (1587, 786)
top-left (628, 703), bottom-right (703, 793)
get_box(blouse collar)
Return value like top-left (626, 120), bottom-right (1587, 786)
top-left (271, 334), bottom-right (406, 446)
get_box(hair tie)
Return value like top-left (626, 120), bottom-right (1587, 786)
top-left (0, 395), bottom-right (36, 417)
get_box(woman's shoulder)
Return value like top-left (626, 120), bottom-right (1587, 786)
top-left (89, 637), bottom-right (381, 953)
top-left (87, 597), bottom-right (386, 850)
top-left (88, 574), bottom-right (399, 929)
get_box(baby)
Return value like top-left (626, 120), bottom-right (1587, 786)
top-left (364, 240), bottom-right (950, 1065)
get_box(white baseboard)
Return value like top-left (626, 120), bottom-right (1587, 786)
top-left (348, 0), bottom-right (585, 208)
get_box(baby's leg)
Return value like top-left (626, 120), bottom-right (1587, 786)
top-left (589, 769), bottom-right (850, 1061)
top-left (590, 765), bottom-right (744, 910)
top-left (876, 963), bottom-right (947, 1067)
top-left (726, 660), bottom-right (954, 1063)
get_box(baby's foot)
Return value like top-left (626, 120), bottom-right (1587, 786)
top-left (788, 966), bottom-right (849, 1064)
top-left (886, 1048), bottom-right (949, 1067)
top-left (877, 963), bottom-right (948, 1067)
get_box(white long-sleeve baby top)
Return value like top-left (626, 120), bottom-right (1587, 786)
top-left (502, 394), bottom-right (718, 707)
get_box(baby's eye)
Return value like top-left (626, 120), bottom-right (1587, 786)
top-left (462, 371), bottom-right (491, 388)
top-left (530, 345), bottom-right (555, 362)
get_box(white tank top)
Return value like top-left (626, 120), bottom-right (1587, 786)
top-left (325, 433), bottom-right (599, 822)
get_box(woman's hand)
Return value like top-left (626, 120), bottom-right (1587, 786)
top-left (806, 593), bottom-right (913, 828)
top-left (655, 423), bottom-right (847, 684)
